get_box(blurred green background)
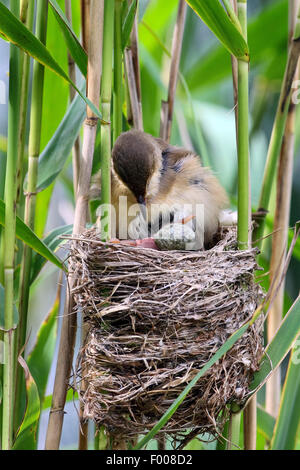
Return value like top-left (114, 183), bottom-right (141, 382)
top-left (0, 0), bottom-right (299, 449)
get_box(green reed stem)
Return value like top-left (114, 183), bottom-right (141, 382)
top-left (15, 0), bottom-right (48, 430)
top-left (230, 0), bottom-right (249, 450)
top-left (113, 0), bottom-right (123, 142)
top-left (253, 4), bottom-right (300, 247)
top-left (99, 0), bottom-right (114, 240)
top-left (1, 0), bottom-right (20, 451)
top-left (237, 0), bottom-right (250, 251)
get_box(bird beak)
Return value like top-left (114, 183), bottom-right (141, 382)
top-left (137, 195), bottom-right (147, 220)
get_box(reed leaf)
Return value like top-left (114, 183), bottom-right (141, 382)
top-left (0, 1), bottom-right (104, 122)
top-left (28, 85), bottom-right (86, 193)
top-left (49, 0), bottom-right (87, 76)
top-left (257, 405), bottom-right (275, 444)
top-left (30, 225), bottom-right (73, 284)
top-left (250, 296), bottom-right (300, 393)
top-left (122, 0), bottom-right (137, 50)
top-left (27, 290), bottom-right (60, 403)
top-left (0, 200), bottom-right (64, 271)
top-left (185, 0), bottom-right (249, 61)
top-left (270, 346), bottom-right (300, 449)
top-left (12, 357), bottom-right (40, 450)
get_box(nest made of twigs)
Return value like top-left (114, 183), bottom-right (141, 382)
top-left (69, 226), bottom-right (264, 445)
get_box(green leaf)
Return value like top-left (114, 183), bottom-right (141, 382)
top-left (29, 85), bottom-right (86, 192)
top-left (185, 0), bottom-right (288, 91)
top-left (0, 283), bottom-right (19, 330)
top-left (27, 293), bottom-right (60, 403)
top-left (134, 307), bottom-right (263, 449)
top-left (270, 342), bottom-right (300, 449)
top-left (257, 404), bottom-right (275, 444)
top-left (122, 0), bottom-right (137, 50)
top-left (0, 199), bottom-right (65, 272)
top-left (12, 357), bottom-right (40, 450)
top-left (49, 0), bottom-right (87, 76)
top-left (0, 1), bottom-right (103, 121)
top-left (185, 0), bottom-right (249, 61)
top-left (31, 224), bottom-right (73, 284)
top-left (250, 296), bottom-right (300, 393)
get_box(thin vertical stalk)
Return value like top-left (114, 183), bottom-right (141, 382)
top-left (2, 0), bottom-right (20, 451)
top-left (16, 0), bottom-right (34, 210)
top-left (253, 3), bottom-right (300, 247)
top-left (243, 395), bottom-right (257, 449)
top-left (124, 48), bottom-right (143, 130)
top-left (13, 0), bottom-right (35, 433)
top-left (265, 0), bottom-right (300, 418)
top-left (45, 0), bottom-right (104, 450)
top-left (129, 11), bottom-right (143, 128)
top-left (113, 0), bottom-right (123, 142)
top-left (236, 0), bottom-right (250, 250)
top-left (160, 0), bottom-right (187, 142)
top-left (16, 0), bottom-right (48, 407)
top-left (227, 407), bottom-right (241, 450)
top-left (65, 0), bottom-right (81, 198)
top-left (230, 0), bottom-right (238, 140)
top-left (99, 0), bottom-right (114, 238)
top-left (81, 0), bottom-right (91, 53)
top-left (229, 0), bottom-right (250, 450)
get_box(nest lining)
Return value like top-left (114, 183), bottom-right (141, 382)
top-left (69, 227), bottom-right (264, 443)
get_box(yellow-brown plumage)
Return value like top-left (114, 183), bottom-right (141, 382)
top-left (111, 130), bottom-right (228, 247)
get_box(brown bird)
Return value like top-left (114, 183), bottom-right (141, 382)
top-left (110, 130), bottom-right (228, 248)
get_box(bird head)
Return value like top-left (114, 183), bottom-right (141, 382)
top-left (112, 130), bottom-right (163, 206)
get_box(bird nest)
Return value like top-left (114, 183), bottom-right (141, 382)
top-left (69, 226), bottom-right (264, 445)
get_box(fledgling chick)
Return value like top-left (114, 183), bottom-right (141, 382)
top-left (112, 129), bottom-right (228, 248)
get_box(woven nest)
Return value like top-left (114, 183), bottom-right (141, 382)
top-left (69, 226), bottom-right (264, 445)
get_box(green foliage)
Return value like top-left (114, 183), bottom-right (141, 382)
top-left (12, 357), bottom-right (40, 450)
top-left (185, 0), bottom-right (249, 61)
top-left (27, 295), bottom-right (59, 403)
top-left (49, 0), bottom-right (87, 76)
top-left (250, 296), bottom-right (300, 393)
top-left (271, 348), bottom-right (300, 449)
top-left (0, 1), bottom-right (103, 120)
top-left (32, 86), bottom-right (86, 192)
top-left (0, 199), bottom-right (64, 271)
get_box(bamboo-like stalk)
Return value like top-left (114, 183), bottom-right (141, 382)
top-left (228, 0), bottom-right (250, 450)
top-left (129, 11), bottom-right (143, 128)
top-left (45, 0), bottom-right (104, 450)
top-left (227, 406), bottom-right (241, 450)
top-left (253, 3), bottom-right (300, 247)
top-left (124, 48), bottom-right (143, 130)
top-left (78, 0), bottom-right (114, 450)
top-left (243, 395), bottom-right (257, 449)
top-left (13, 0), bottom-right (35, 433)
top-left (160, 0), bottom-right (187, 142)
top-left (99, 0), bottom-right (114, 237)
top-left (236, 0), bottom-right (250, 250)
top-left (113, 0), bottom-right (123, 142)
top-left (78, 1), bottom-right (92, 449)
top-left (2, 0), bottom-right (20, 451)
top-left (16, 1), bottom-right (48, 429)
top-left (81, 0), bottom-right (91, 53)
top-left (230, 0), bottom-right (238, 140)
top-left (15, 0), bottom-right (34, 210)
top-left (265, 0), bottom-right (300, 418)
top-left (65, 0), bottom-right (81, 198)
